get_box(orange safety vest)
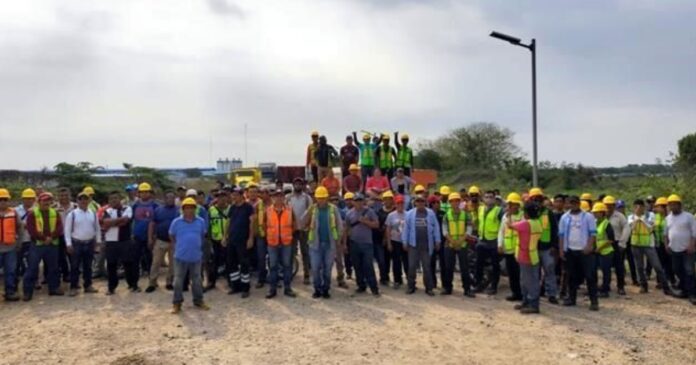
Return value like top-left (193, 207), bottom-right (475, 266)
top-left (266, 206), bottom-right (293, 246)
top-left (0, 208), bottom-right (17, 245)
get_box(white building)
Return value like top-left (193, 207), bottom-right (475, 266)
top-left (216, 158), bottom-right (243, 173)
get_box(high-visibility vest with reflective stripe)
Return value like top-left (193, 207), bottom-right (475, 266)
top-left (208, 205), bottom-right (229, 241)
top-left (540, 210), bottom-right (551, 243)
top-left (631, 217), bottom-right (652, 247)
top-left (478, 205), bottom-right (501, 241)
top-left (654, 213), bottom-right (665, 245)
top-left (254, 200), bottom-right (266, 237)
top-left (446, 210), bottom-right (467, 249)
top-left (266, 206), bottom-right (294, 246)
top-left (502, 211), bottom-right (524, 254)
top-left (34, 208), bottom-right (59, 245)
top-left (359, 144), bottom-right (375, 167)
top-left (396, 146), bottom-right (413, 168)
top-left (516, 219), bottom-right (543, 265)
top-left (0, 208), bottom-right (17, 245)
top-left (378, 146), bottom-right (394, 169)
top-left (308, 143), bottom-right (318, 165)
top-left (595, 219), bottom-right (614, 256)
top-left (308, 205), bottom-right (339, 242)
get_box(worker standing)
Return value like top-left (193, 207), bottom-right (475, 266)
top-left (306, 131), bottom-right (320, 182)
top-left (343, 164), bottom-right (363, 195)
top-left (664, 194), bottom-right (696, 304)
top-left (64, 192), bottom-right (101, 297)
top-left (265, 190), bottom-right (297, 298)
top-left (375, 134), bottom-right (397, 180)
top-left (505, 202), bottom-right (544, 314)
top-left (498, 193), bottom-right (524, 302)
top-left (247, 184), bottom-right (268, 289)
top-left (375, 191), bottom-right (395, 286)
top-left (653, 197), bottom-right (676, 287)
top-left (386, 194), bottom-right (408, 289)
top-left (102, 191), bottom-right (136, 294)
top-left (529, 188), bottom-right (559, 304)
top-left (428, 195), bottom-right (446, 289)
top-left (286, 178), bottom-right (313, 285)
top-left (403, 195), bottom-right (441, 296)
top-left (305, 187), bottom-right (343, 299)
top-left (559, 195), bottom-right (599, 311)
top-left (394, 132), bottom-right (414, 176)
top-left (14, 188), bottom-right (36, 285)
top-left (226, 187), bottom-right (255, 298)
top-left (390, 168), bottom-right (415, 208)
top-left (0, 189), bottom-right (21, 301)
top-left (353, 132), bottom-right (376, 183)
top-left (205, 190), bottom-right (230, 291)
top-left (603, 195), bottom-right (629, 295)
top-left (346, 193), bottom-right (380, 296)
top-left (55, 187), bottom-right (77, 282)
top-left (315, 135), bottom-right (338, 182)
top-left (23, 193), bottom-right (64, 300)
top-left (475, 190), bottom-right (503, 295)
top-left (441, 193), bottom-right (475, 297)
top-left (592, 203), bottom-right (616, 298)
top-left (339, 135), bottom-right (359, 179)
top-left (439, 186), bottom-right (452, 214)
top-left (146, 191), bottom-right (179, 293)
top-left (132, 183), bottom-right (159, 277)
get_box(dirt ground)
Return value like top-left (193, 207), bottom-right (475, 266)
top-left (2, 274), bottom-right (695, 365)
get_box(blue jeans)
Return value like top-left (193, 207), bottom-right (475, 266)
top-left (173, 259), bottom-right (204, 304)
top-left (0, 250), bottom-right (18, 295)
top-left (256, 237), bottom-right (268, 283)
top-left (70, 240), bottom-right (95, 289)
top-left (310, 242), bottom-right (335, 293)
top-left (268, 244), bottom-right (293, 291)
top-left (597, 252), bottom-right (614, 293)
top-left (351, 242), bottom-right (378, 292)
top-left (539, 249), bottom-right (557, 297)
top-left (520, 263), bottom-right (540, 309)
top-left (23, 244), bottom-right (60, 296)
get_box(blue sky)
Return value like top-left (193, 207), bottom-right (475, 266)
top-left (1, 0), bottom-right (694, 169)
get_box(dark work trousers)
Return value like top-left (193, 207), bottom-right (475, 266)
top-left (360, 166), bottom-right (374, 192)
top-left (292, 230), bottom-right (311, 280)
top-left (671, 251), bottom-right (695, 298)
top-left (383, 168), bottom-right (394, 180)
top-left (430, 243), bottom-right (446, 288)
top-left (612, 243), bottom-right (627, 290)
top-left (58, 236), bottom-right (71, 281)
top-left (351, 241), bottom-right (378, 292)
top-left (133, 238), bottom-right (151, 277)
top-left (475, 243), bottom-right (500, 291)
top-left (310, 165), bottom-right (318, 183)
top-left (625, 241), bottom-right (639, 284)
top-left (69, 239), bottom-right (95, 290)
top-left (207, 240), bottom-right (227, 286)
top-left (390, 240), bottom-right (408, 284)
top-left (344, 239), bottom-right (354, 278)
top-left (597, 252), bottom-right (614, 294)
top-left (106, 240), bottom-right (139, 291)
top-left (15, 241), bottom-right (31, 287)
top-left (23, 244), bottom-right (60, 297)
top-left (255, 237), bottom-right (268, 284)
top-left (654, 245), bottom-right (675, 284)
top-left (374, 242), bottom-right (390, 284)
top-left (443, 247), bottom-right (471, 292)
top-left (566, 250), bottom-right (598, 304)
top-left (503, 253), bottom-right (522, 298)
top-left (227, 240), bottom-right (251, 293)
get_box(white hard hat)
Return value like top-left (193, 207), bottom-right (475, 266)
top-left (186, 189), bottom-right (197, 197)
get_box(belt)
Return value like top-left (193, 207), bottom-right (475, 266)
top-left (71, 238), bottom-right (95, 244)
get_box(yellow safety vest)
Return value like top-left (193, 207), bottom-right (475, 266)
top-left (446, 210), bottom-right (467, 249)
top-left (34, 208), bottom-right (59, 245)
top-left (478, 205), bottom-right (501, 241)
top-left (308, 204), bottom-right (339, 242)
top-left (515, 219), bottom-right (543, 265)
top-left (631, 216), bottom-right (652, 247)
top-left (595, 219), bottom-right (614, 256)
top-left (502, 211), bottom-right (524, 254)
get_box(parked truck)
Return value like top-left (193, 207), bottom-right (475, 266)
top-left (230, 168), bottom-right (261, 188)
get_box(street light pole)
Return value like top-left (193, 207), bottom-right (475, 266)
top-left (490, 31), bottom-right (539, 187)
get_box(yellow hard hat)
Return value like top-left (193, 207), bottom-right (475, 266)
top-left (138, 182), bottom-right (152, 192)
top-left (439, 186), bottom-right (451, 195)
top-left (667, 194), bottom-right (681, 203)
top-left (21, 188), bottom-right (37, 199)
top-left (448, 192), bottom-right (462, 202)
top-left (381, 133), bottom-right (390, 141)
top-left (468, 185), bottom-right (480, 195)
top-left (349, 163), bottom-right (359, 171)
top-left (506, 192), bottom-right (522, 205)
top-left (580, 201), bottom-right (590, 212)
top-left (0, 188), bottom-right (10, 199)
top-left (382, 191), bottom-right (394, 199)
top-left (580, 193), bottom-right (593, 201)
top-left (315, 186), bottom-right (329, 199)
top-left (344, 192), bottom-right (355, 200)
top-left (311, 130), bottom-right (319, 137)
top-left (602, 195), bottom-right (616, 205)
top-left (414, 184), bottom-right (425, 193)
top-left (654, 197), bottom-right (668, 206)
top-left (362, 134), bottom-right (370, 140)
top-left (528, 187), bottom-right (543, 197)
top-left (181, 197), bottom-right (197, 207)
top-left (83, 186), bottom-right (95, 196)
top-left (592, 202), bottom-right (607, 213)
top-left (401, 133), bottom-right (409, 140)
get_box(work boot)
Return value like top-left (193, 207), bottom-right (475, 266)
top-left (284, 289), bottom-right (297, 298)
top-left (506, 295), bottom-right (522, 302)
top-left (514, 303), bottom-right (527, 310)
top-left (145, 286), bottom-right (156, 293)
top-left (406, 287), bottom-right (416, 295)
top-left (639, 284), bottom-right (648, 294)
top-left (589, 302), bottom-right (599, 311)
top-left (68, 288), bottom-right (79, 297)
top-left (22, 293), bottom-right (33, 302)
top-left (84, 286), bottom-right (98, 294)
top-left (562, 298), bottom-right (576, 307)
top-left (266, 291), bottom-right (277, 299)
top-left (49, 289), bottom-right (65, 296)
top-left (617, 288), bottom-right (626, 296)
top-left (464, 290), bottom-right (476, 298)
top-left (520, 307), bottom-right (540, 314)
top-left (5, 292), bottom-right (20, 302)
top-left (548, 296), bottom-right (559, 305)
top-left (171, 303), bottom-right (182, 314)
top-left (194, 301), bottom-right (210, 311)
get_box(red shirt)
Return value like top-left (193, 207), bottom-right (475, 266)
top-left (343, 174), bottom-right (362, 193)
top-left (321, 177), bottom-right (341, 196)
top-left (27, 209), bottom-right (64, 242)
top-left (366, 176), bottom-right (389, 193)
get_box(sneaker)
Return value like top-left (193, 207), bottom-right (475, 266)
top-left (171, 303), bottom-right (182, 314)
top-left (322, 291), bottom-right (331, 299)
top-left (68, 289), bottom-right (79, 297)
top-left (520, 307), bottom-right (540, 314)
top-left (255, 282), bottom-right (265, 289)
top-left (514, 303), bottom-right (527, 310)
top-left (589, 302), bottom-right (599, 311)
top-left (241, 291), bottom-right (250, 299)
top-left (406, 287), bottom-right (416, 295)
top-left (284, 290), bottom-right (297, 298)
top-left (506, 295), bottom-right (522, 302)
top-left (165, 284), bottom-right (174, 291)
top-left (312, 291), bottom-right (322, 299)
top-left (130, 287), bottom-right (142, 293)
top-left (548, 296), bottom-right (559, 305)
top-left (194, 302), bottom-right (210, 310)
top-left (266, 291), bottom-right (277, 299)
top-left (49, 289), bottom-right (65, 296)
top-left (145, 286), bottom-right (157, 293)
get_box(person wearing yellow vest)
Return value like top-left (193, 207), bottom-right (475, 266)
top-left (497, 193), bottom-right (524, 302)
top-left (441, 193), bottom-right (475, 297)
top-left (247, 184), bottom-right (269, 289)
top-left (475, 190), bottom-right (504, 295)
top-left (592, 203), bottom-right (616, 298)
top-left (466, 186), bottom-right (481, 235)
top-left (603, 195), bottom-right (631, 295)
top-left (528, 188), bottom-right (559, 304)
top-left (24, 193), bottom-right (65, 301)
top-left (265, 190), bottom-right (297, 298)
top-left (625, 199), bottom-right (674, 295)
top-left (505, 202), bottom-right (544, 314)
top-left (664, 194), bottom-right (696, 304)
top-left (304, 187), bottom-right (344, 298)
top-left (394, 132), bottom-right (414, 176)
top-left (204, 190), bottom-right (230, 291)
top-left (375, 134), bottom-right (397, 180)
top-left (653, 197), bottom-right (676, 288)
top-left (306, 131), bottom-right (320, 182)
top-left (0, 188), bottom-right (21, 301)
top-left (353, 131), bottom-right (377, 183)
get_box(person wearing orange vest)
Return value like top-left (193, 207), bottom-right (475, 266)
top-left (23, 193), bottom-right (65, 301)
top-left (264, 190), bottom-right (297, 298)
top-left (0, 189), bottom-right (21, 301)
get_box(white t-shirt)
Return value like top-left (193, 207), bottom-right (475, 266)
top-left (567, 213), bottom-right (585, 250)
top-left (104, 206), bottom-right (133, 242)
top-left (386, 210), bottom-right (406, 242)
top-left (666, 212), bottom-right (696, 253)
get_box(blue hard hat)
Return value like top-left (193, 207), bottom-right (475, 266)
top-left (616, 199), bottom-right (625, 209)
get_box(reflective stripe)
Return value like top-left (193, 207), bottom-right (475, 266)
top-left (502, 212), bottom-right (523, 254)
top-left (595, 219), bottom-right (614, 255)
top-left (396, 146), bottom-right (412, 168)
top-left (34, 208), bottom-right (59, 245)
top-left (359, 144), bottom-right (374, 166)
top-left (240, 274), bottom-right (251, 283)
top-left (378, 146), bottom-right (393, 169)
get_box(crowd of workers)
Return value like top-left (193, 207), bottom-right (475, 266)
top-left (0, 131), bottom-right (694, 315)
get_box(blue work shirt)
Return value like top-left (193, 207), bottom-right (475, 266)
top-left (318, 206), bottom-right (330, 243)
top-left (132, 200), bottom-right (159, 242)
top-left (169, 216), bottom-right (207, 263)
top-left (153, 205), bottom-right (180, 242)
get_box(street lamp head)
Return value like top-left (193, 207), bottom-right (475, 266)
top-left (490, 31), bottom-right (521, 45)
